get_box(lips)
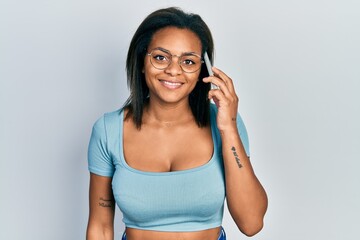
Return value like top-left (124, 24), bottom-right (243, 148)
top-left (159, 80), bottom-right (183, 89)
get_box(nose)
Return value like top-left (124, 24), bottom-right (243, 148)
top-left (164, 57), bottom-right (183, 76)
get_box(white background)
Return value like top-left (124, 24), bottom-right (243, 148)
top-left (1, 0), bottom-right (359, 239)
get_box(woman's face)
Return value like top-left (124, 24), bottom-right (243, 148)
top-left (143, 27), bottom-right (203, 106)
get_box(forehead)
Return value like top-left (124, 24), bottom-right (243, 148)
top-left (148, 27), bottom-right (202, 54)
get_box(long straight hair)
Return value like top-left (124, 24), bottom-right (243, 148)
top-left (124, 7), bottom-right (214, 129)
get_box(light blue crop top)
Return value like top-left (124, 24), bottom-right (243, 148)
top-left (88, 104), bottom-right (250, 232)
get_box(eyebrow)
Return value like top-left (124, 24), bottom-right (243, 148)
top-left (156, 47), bottom-right (200, 56)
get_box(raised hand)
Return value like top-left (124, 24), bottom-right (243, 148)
top-left (203, 67), bottom-right (239, 132)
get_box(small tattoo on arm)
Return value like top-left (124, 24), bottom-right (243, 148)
top-left (98, 197), bottom-right (113, 208)
top-left (231, 146), bottom-right (243, 168)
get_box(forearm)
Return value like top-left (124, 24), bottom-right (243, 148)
top-left (221, 129), bottom-right (268, 236)
top-left (87, 174), bottom-right (116, 240)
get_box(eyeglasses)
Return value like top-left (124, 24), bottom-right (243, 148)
top-left (147, 48), bottom-right (203, 73)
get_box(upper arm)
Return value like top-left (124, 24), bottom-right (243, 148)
top-left (88, 116), bottom-right (115, 177)
top-left (87, 115), bottom-right (116, 239)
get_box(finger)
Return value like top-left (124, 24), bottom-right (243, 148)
top-left (203, 76), bottom-right (233, 99)
top-left (208, 88), bottom-right (225, 104)
top-left (208, 88), bottom-right (237, 108)
top-left (212, 67), bottom-right (236, 93)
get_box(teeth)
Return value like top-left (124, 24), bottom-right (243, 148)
top-left (163, 81), bottom-right (181, 86)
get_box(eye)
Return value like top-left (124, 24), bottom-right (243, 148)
top-left (182, 59), bottom-right (196, 65)
top-left (154, 54), bottom-right (167, 61)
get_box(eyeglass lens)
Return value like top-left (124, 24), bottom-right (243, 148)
top-left (149, 49), bottom-right (202, 73)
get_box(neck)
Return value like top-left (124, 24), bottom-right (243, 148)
top-left (144, 100), bottom-right (194, 126)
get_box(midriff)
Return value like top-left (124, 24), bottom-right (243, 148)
top-left (124, 226), bottom-right (221, 240)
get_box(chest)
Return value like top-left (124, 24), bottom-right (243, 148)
top-left (123, 122), bottom-right (214, 172)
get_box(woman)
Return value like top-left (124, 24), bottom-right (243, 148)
top-left (86, 7), bottom-right (267, 240)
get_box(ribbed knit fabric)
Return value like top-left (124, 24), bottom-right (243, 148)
top-left (88, 104), bottom-right (250, 231)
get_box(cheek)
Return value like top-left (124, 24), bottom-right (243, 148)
top-left (143, 58), bottom-right (152, 74)
top-left (188, 72), bottom-right (201, 84)
top-left (143, 58), bottom-right (150, 74)
top-left (143, 63), bottom-right (160, 86)
top-left (143, 56), bottom-right (155, 75)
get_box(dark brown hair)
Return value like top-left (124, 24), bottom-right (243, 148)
top-left (123, 7), bottom-right (214, 129)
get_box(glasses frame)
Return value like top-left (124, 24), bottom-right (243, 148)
top-left (147, 48), bottom-right (204, 73)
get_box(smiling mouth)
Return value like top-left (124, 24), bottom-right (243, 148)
top-left (160, 80), bottom-right (183, 88)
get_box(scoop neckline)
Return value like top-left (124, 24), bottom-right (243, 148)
top-left (118, 109), bottom-right (218, 176)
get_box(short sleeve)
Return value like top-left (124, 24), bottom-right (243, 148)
top-left (236, 113), bottom-right (250, 157)
top-left (87, 115), bottom-right (115, 177)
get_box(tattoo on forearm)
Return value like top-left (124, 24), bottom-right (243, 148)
top-left (98, 197), bottom-right (113, 208)
top-left (231, 146), bottom-right (243, 168)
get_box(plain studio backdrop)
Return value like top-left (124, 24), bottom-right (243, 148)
top-left (1, 0), bottom-right (359, 239)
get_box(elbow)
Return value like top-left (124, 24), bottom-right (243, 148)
top-left (237, 219), bottom-right (264, 237)
top-left (86, 222), bottom-right (114, 240)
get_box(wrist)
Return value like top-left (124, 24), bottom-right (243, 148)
top-left (219, 126), bottom-right (239, 137)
